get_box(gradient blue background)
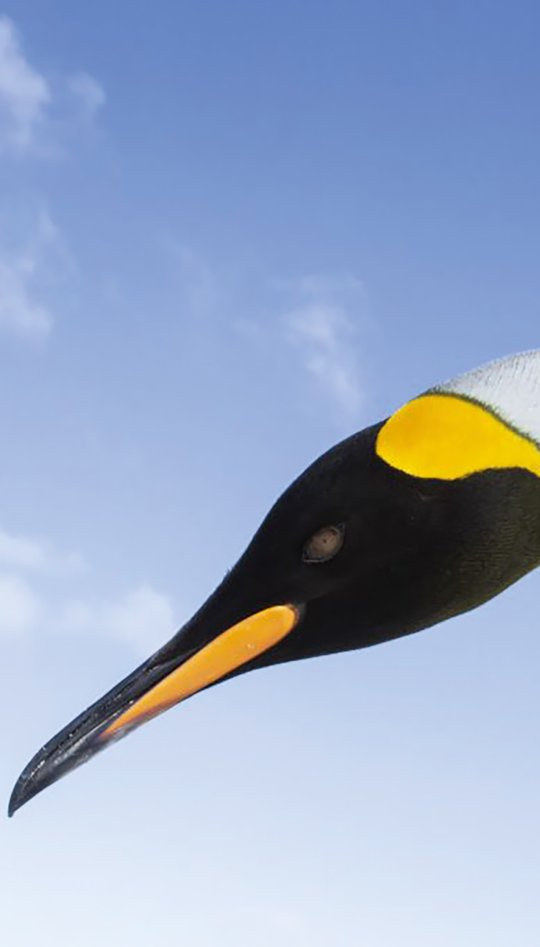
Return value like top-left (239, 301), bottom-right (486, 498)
top-left (1, 3), bottom-right (539, 944)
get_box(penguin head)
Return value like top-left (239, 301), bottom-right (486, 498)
top-left (9, 349), bottom-right (540, 815)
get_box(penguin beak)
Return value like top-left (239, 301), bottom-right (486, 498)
top-left (8, 602), bottom-right (300, 816)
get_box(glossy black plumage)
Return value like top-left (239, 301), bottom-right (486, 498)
top-left (9, 414), bottom-right (540, 816)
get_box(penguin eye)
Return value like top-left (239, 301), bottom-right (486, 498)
top-left (302, 524), bottom-right (345, 563)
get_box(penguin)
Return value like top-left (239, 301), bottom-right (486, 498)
top-left (9, 348), bottom-right (540, 816)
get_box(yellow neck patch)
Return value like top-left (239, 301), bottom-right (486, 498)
top-left (376, 392), bottom-right (540, 481)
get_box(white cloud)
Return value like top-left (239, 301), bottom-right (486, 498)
top-left (0, 575), bottom-right (175, 653)
top-left (0, 17), bottom-right (105, 156)
top-left (0, 522), bottom-right (176, 653)
top-left (0, 527), bottom-right (48, 570)
top-left (0, 254), bottom-right (52, 338)
top-left (0, 210), bottom-right (70, 339)
top-left (67, 71), bottom-right (106, 120)
top-left (281, 274), bottom-right (366, 420)
top-left (102, 585), bottom-right (176, 654)
top-left (58, 584), bottom-right (176, 656)
top-left (0, 524), bottom-right (85, 575)
top-left (0, 16), bottom-right (51, 154)
top-left (163, 247), bottom-right (368, 423)
top-left (289, 304), bottom-right (362, 415)
top-left (0, 573), bottom-right (40, 638)
top-left (0, 20), bottom-right (97, 341)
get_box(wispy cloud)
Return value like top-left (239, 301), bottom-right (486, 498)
top-left (0, 573), bottom-right (41, 639)
top-left (0, 16), bottom-right (50, 154)
top-left (280, 274), bottom-right (367, 420)
top-left (67, 71), bottom-right (106, 121)
top-left (57, 584), bottom-right (176, 657)
top-left (0, 523), bottom-right (175, 654)
top-left (0, 523), bottom-right (85, 575)
top-left (165, 245), bottom-right (369, 423)
top-left (0, 16), bottom-right (105, 156)
top-left (0, 210), bottom-right (69, 340)
top-left (0, 20), bottom-right (103, 342)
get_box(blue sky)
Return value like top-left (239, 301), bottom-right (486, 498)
top-left (1, 2), bottom-right (539, 944)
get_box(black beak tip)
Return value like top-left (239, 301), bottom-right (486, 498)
top-left (8, 755), bottom-right (52, 817)
top-left (8, 786), bottom-right (24, 818)
top-left (8, 773), bottom-right (35, 818)
top-left (8, 734), bottom-right (92, 818)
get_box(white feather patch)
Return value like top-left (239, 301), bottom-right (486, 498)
top-left (433, 349), bottom-right (540, 444)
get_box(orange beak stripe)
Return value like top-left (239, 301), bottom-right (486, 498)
top-left (101, 604), bottom-right (299, 739)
